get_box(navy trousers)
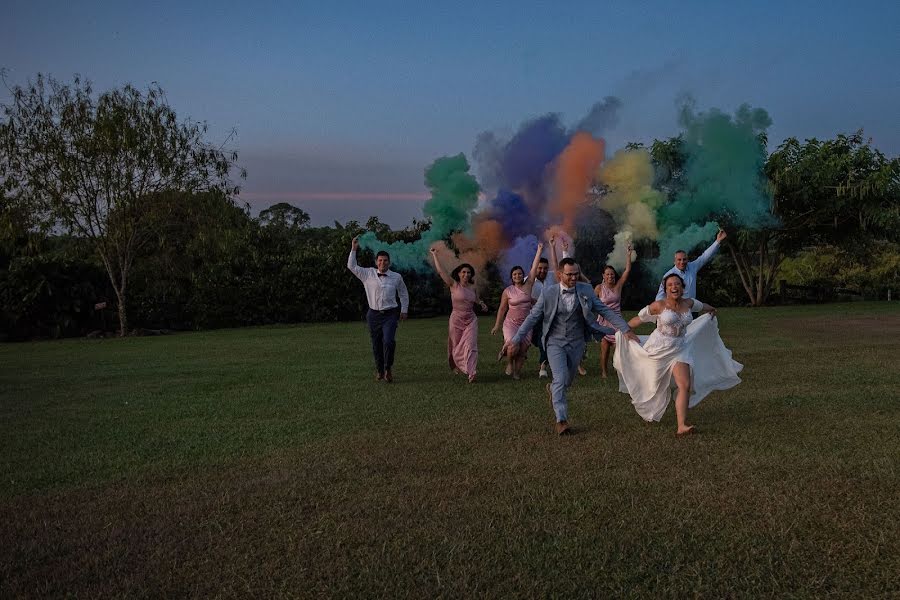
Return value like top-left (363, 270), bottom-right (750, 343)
top-left (530, 317), bottom-right (548, 365)
top-left (366, 307), bottom-right (400, 374)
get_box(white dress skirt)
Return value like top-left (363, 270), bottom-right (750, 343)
top-left (613, 304), bottom-right (743, 422)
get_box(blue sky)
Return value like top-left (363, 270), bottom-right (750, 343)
top-left (4, 0), bottom-right (899, 226)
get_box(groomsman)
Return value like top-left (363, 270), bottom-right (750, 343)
top-left (655, 230), bottom-right (727, 301)
top-left (347, 236), bottom-right (409, 382)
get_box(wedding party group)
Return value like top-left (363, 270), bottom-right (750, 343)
top-left (346, 230), bottom-right (742, 437)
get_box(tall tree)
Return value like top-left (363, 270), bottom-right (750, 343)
top-left (0, 73), bottom-right (244, 335)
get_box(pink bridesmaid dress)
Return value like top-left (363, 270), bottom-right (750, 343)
top-left (448, 284), bottom-right (479, 379)
top-left (596, 284), bottom-right (623, 343)
top-left (502, 284), bottom-right (533, 355)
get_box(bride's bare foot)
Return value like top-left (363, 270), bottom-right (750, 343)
top-left (577, 364), bottom-right (587, 376)
top-left (675, 425), bottom-right (697, 437)
top-left (601, 372), bottom-right (608, 379)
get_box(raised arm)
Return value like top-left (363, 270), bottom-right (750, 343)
top-left (691, 230), bottom-right (726, 272)
top-left (522, 242), bottom-right (544, 294)
top-left (429, 247), bottom-right (455, 288)
top-left (549, 236), bottom-right (561, 283)
top-left (615, 242), bottom-right (633, 292)
top-left (347, 236), bottom-right (367, 280)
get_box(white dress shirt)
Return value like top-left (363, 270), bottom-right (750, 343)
top-left (347, 251), bottom-right (410, 312)
top-left (655, 240), bottom-right (721, 301)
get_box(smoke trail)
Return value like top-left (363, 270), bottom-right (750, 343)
top-left (661, 101), bottom-right (774, 228)
top-left (650, 101), bottom-right (775, 276)
top-left (482, 188), bottom-right (533, 242)
top-left (359, 153), bottom-right (479, 271)
top-left (598, 148), bottom-right (663, 238)
top-left (574, 96), bottom-right (623, 136)
top-left (498, 234), bottom-right (540, 285)
top-left (550, 132), bottom-right (605, 232)
top-left (472, 131), bottom-right (504, 195)
top-left (501, 114), bottom-right (570, 194)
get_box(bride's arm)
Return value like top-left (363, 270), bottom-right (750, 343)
top-left (627, 302), bottom-right (659, 329)
top-left (691, 298), bottom-right (716, 317)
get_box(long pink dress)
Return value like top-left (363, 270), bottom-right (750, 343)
top-left (448, 284), bottom-right (478, 378)
top-left (596, 284), bottom-right (623, 344)
top-left (502, 284), bottom-right (533, 355)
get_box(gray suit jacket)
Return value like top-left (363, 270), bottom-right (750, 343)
top-left (512, 281), bottom-right (631, 348)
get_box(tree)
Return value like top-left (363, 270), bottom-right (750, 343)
top-left (766, 131), bottom-right (899, 249)
top-left (258, 202), bottom-right (310, 230)
top-left (726, 132), bottom-right (899, 305)
top-left (0, 73), bottom-right (244, 335)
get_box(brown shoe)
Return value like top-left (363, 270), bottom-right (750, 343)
top-left (375, 371), bottom-right (384, 381)
top-left (384, 369), bottom-right (393, 383)
top-left (556, 421), bottom-right (573, 435)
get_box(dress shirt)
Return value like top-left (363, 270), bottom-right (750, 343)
top-left (655, 240), bottom-right (721, 301)
top-left (559, 283), bottom-right (577, 313)
top-left (347, 251), bottom-right (409, 312)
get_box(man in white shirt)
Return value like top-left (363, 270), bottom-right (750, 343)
top-left (655, 230), bottom-right (727, 301)
top-left (347, 236), bottom-right (410, 382)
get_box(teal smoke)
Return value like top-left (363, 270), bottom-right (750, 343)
top-left (359, 153), bottom-right (480, 271)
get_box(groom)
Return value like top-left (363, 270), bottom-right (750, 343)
top-left (504, 258), bottom-right (638, 435)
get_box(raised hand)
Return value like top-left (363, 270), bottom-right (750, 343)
top-left (351, 236), bottom-right (359, 251)
top-left (716, 229), bottom-right (727, 243)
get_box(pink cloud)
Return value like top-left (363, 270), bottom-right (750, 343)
top-left (240, 191), bottom-right (427, 202)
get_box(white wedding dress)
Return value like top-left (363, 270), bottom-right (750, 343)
top-left (613, 301), bottom-right (743, 422)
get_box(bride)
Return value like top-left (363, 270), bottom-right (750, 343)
top-left (614, 273), bottom-right (743, 435)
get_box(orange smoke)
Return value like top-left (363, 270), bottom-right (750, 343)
top-left (448, 219), bottom-right (506, 288)
top-left (551, 132), bottom-right (605, 233)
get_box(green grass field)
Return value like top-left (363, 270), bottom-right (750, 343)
top-left (2, 303), bottom-right (899, 597)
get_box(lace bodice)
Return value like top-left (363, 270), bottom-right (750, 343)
top-left (656, 308), bottom-right (693, 338)
top-left (637, 299), bottom-right (704, 339)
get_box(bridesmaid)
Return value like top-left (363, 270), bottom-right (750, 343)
top-left (595, 242), bottom-right (633, 378)
top-left (491, 242), bottom-right (544, 379)
top-left (430, 248), bottom-right (487, 383)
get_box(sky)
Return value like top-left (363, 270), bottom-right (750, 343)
top-left (3, 0), bottom-right (899, 227)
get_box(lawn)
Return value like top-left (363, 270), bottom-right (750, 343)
top-left (2, 303), bottom-right (899, 597)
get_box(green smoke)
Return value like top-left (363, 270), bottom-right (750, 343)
top-left (652, 101), bottom-right (774, 276)
top-left (359, 153), bottom-right (480, 271)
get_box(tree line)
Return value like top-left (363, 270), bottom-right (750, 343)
top-left (1, 75), bottom-right (898, 340)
